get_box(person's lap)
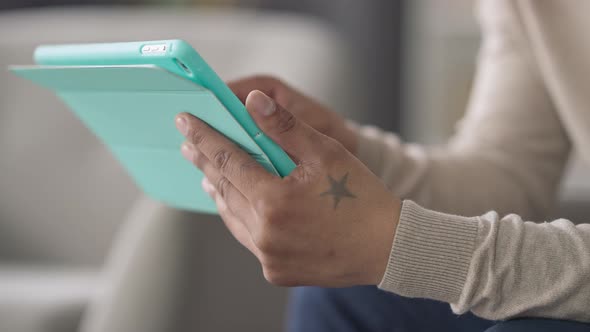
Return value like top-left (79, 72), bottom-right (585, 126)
top-left (286, 286), bottom-right (590, 332)
top-left (487, 319), bottom-right (590, 332)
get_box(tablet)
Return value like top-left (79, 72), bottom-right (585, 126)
top-left (10, 40), bottom-right (296, 213)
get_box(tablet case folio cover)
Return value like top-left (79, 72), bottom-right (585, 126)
top-left (11, 65), bottom-right (279, 214)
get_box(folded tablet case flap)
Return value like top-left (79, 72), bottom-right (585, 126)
top-left (10, 65), bottom-right (278, 213)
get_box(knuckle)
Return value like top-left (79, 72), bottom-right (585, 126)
top-left (213, 149), bottom-right (232, 171)
top-left (262, 267), bottom-right (296, 287)
top-left (188, 126), bottom-right (206, 146)
top-left (215, 177), bottom-right (231, 198)
top-left (275, 108), bottom-right (297, 134)
top-left (253, 193), bottom-right (271, 215)
top-left (253, 229), bottom-right (275, 254)
top-left (256, 200), bottom-right (284, 225)
top-left (252, 185), bottom-right (292, 224)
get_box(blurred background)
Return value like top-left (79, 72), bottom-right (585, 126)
top-left (1, 1), bottom-right (588, 332)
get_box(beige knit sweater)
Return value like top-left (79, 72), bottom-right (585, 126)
top-left (355, 0), bottom-right (590, 322)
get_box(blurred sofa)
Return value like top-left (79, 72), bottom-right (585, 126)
top-left (0, 6), bottom-right (354, 332)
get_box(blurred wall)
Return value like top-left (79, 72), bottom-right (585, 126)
top-left (1, 0), bottom-right (406, 133)
top-left (402, 0), bottom-right (479, 143)
top-left (0, 0), bottom-right (127, 10)
top-left (253, 0), bottom-right (406, 132)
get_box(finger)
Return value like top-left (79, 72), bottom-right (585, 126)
top-left (245, 90), bottom-right (327, 161)
top-left (229, 76), bottom-right (322, 122)
top-left (203, 180), bottom-right (260, 257)
top-left (227, 76), bottom-right (292, 107)
top-left (176, 114), bottom-right (277, 199)
top-left (185, 144), bottom-right (254, 226)
top-left (185, 143), bottom-right (247, 205)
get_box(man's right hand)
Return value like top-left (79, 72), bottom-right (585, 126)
top-left (228, 75), bottom-right (358, 155)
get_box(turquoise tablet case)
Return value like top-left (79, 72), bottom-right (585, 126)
top-left (10, 40), bottom-right (296, 214)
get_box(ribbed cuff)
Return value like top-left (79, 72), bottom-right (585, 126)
top-left (378, 200), bottom-right (479, 303)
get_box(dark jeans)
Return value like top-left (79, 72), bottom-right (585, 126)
top-left (286, 286), bottom-right (590, 332)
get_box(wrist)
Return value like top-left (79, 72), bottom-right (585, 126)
top-left (368, 194), bottom-right (402, 285)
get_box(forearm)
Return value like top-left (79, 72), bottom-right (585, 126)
top-left (378, 200), bottom-right (590, 323)
top-left (354, 125), bottom-right (568, 220)
top-left (350, 0), bottom-right (573, 220)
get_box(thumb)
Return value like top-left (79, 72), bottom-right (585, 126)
top-left (245, 90), bottom-right (323, 160)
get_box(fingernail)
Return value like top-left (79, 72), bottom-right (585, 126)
top-left (175, 116), bottom-right (188, 136)
top-left (248, 90), bottom-right (276, 116)
top-left (181, 143), bottom-right (193, 161)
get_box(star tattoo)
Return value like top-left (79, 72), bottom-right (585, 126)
top-left (320, 172), bottom-right (357, 209)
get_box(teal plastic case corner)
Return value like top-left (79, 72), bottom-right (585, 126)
top-left (10, 40), bottom-right (296, 213)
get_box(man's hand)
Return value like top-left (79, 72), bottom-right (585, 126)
top-left (175, 90), bottom-right (401, 287)
top-left (228, 76), bottom-right (359, 154)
